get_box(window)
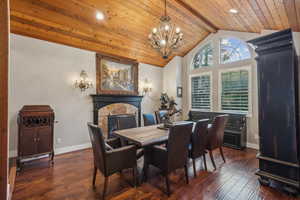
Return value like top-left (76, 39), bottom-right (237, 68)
top-left (221, 69), bottom-right (249, 112)
top-left (191, 74), bottom-right (211, 110)
top-left (192, 43), bottom-right (213, 69)
top-left (220, 37), bottom-right (251, 64)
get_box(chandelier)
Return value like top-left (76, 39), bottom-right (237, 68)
top-left (148, 0), bottom-right (183, 59)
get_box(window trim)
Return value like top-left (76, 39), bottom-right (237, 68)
top-left (189, 72), bottom-right (213, 112)
top-left (219, 37), bottom-right (252, 65)
top-left (191, 42), bottom-right (213, 70)
top-left (218, 66), bottom-right (252, 116)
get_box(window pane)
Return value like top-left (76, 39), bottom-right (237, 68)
top-left (221, 70), bottom-right (249, 112)
top-left (191, 75), bottom-right (211, 110)
top-left (220, 38), bottom-right (251, 64)
top-left (193, 43), bottom-right (213, 69)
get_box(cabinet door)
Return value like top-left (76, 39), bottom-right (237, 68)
top-left (19, 128), bottom-right (37, 157)
top-left (37, 126), bottom-right (52, 154)
top-left (258, 49), bottom-right (298, 163)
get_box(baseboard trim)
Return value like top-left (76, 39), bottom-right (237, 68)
top-left (247, 142), bottom-right (259, 150)
top-left (55, 143), bottom-right (91, 155)
top-left (9, 142), bottom-right (92, 158)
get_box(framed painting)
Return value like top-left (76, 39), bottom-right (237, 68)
top-left (96, 54), bottom-right (139, 95)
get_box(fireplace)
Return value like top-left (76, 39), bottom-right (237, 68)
top-left (90, 94), bottom-right (143, 136)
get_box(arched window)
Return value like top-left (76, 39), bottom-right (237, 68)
top-left (220, 37), bottom-right (251, 64)
top-left (192, 43), bottom-right (213, 69)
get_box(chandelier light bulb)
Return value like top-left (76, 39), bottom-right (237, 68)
top-left (165, 25), bottom-right (170, 31)
top-left (176, 27), bottom-right (181, 33)
top-left (152, 28), bottom-right (157, 34)
top-left (160, 39), bottom-right (166, 46)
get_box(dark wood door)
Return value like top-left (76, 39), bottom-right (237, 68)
top-left (19, 128), bottom-right (37, 157)
top-left (37, 127), bottom-right (52, 154)
top-left (0, 0), bottom-right (9, 199)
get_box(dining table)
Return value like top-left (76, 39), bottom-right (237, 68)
top-left (113, 122), bottom-right (212, 148)
top-left (113, 124), bottom-right (169, 147)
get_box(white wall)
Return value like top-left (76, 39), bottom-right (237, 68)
top-left (163, 56), bottom-right (182, 108)
top-left (9, 34), bottom-right (163, 156)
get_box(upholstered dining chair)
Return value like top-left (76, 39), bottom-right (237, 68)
top-left (143, 113), bottom-right (157, 126)
top-left (115, 114), bottom-right (137, 130)
top-left (87, 123), bottom-right (137, 199)
top-left (143, 122), bottom-right (193, 196)
top-left (206, 115), bottom-right (229, 170)
top-left (189, 119), bottom-right (210, 177)
top-left (155, 110), bottom-right (168, 124)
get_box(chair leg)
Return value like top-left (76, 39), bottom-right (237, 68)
top-left (165, 174), bottom-right (171, 196)
top-left (133, 166), bottom-right (138, 187)
top-left (102, 177), bottom-right (109, 200)
top-left (93, 166), bottom-right (97, 187)
top-left (192, 159), bottom-right (197, 178)
top-left (184, 165), bottom-right (189, 184)
top-left (203, 154), bottom-right (207, 171)
top-left (209, 150), bottom-right (216, 170)
top-left (220, 147), bottom-right (226, 163)
top-left (143, 164), bottom-right (149, 182)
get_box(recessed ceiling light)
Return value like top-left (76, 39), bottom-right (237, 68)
top-left (229, 9), bottom-right (238, 14)
top-left (96, 11), bottom-right (104, 20)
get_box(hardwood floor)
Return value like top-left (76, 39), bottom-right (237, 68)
top-left (13, 147), bottom-right (298, 200)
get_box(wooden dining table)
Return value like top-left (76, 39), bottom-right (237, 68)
top-left (113, 122), bottom-right (212, 148)
top-left (113, 124), bottom-right (169, 147)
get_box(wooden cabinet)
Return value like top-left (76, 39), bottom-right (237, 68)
top-left (17, 105), bottom-right (55, 171)
top-left (249, 29), bottom-right (300, 194)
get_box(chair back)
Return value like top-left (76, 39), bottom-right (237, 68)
top-left (143, 113), bottom-right (156, 126)
top-left (167, 122), bottom-right (193, 172)
top-left (191, 119), bottom-right (209, 158)
top-left (116, 114), bottom-right (137, 130)
top-left (207, 115), bottom-right (229, 150)
top-left (87, 123), bottom-right (106, 174)
top-left (155, 110), bottom-right (168, 124)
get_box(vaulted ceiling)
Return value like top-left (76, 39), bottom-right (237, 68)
top-left (10, 0), bottom-right (300, 67)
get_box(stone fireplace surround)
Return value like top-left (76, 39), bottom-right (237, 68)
top-left (90, 94), bottom-right (143, 136)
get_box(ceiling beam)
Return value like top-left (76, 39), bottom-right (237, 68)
top-left (174, 0), bottom-right (218, 33)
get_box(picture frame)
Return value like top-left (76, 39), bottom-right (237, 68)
top-left (96, 54), bottom-right (139, 95)
top-left (177, 86), bottom-right (182, 97)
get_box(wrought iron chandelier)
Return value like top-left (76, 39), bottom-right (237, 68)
top-left (148, 0), bottom-right (183, 59)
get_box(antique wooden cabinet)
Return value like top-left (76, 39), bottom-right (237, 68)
top-left (17, 105), bottom-right (55, 171)
top-left (248, 29), bottom-right (300, 194)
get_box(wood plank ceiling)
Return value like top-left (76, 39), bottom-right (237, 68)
top-left (10, 0), bottom-right (300, 67)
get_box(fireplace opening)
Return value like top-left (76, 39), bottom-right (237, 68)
top-left (98, 103), bottom-right (138, 137)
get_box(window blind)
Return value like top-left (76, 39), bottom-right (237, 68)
top-left (221, 70), bottom-right (249, 112)
top-left (191, 75), bottom-right (211, 110)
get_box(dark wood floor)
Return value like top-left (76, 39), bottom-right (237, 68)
top-left (13, 147), bottom-right (298, 200)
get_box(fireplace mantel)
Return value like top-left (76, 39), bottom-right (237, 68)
top-left (90, 94), bottom-right (143, 126)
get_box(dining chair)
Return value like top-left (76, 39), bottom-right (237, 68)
top-left (116, 114), bottom-right (137, 130)
top-left (189, 119), bottom-right (210, 177)
top-left (143, 113), bottom-right (157, 126)
top-left (155, 110), bottom-right (168, 124)
top-left (206, 115), bottom-right (229, 170)
top-left (143, 122), bottom-right (193, 196)
top-left (87, 123), bottom-right (137, 199)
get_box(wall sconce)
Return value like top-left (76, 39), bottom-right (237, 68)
top-left (74, 70), bottom-right (93, 92)
top-left (142, 78), bottom-right (152, 95)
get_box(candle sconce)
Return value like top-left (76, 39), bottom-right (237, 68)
top-left (74, 70), bottom-right (93, 92)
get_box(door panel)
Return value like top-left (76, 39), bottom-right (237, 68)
top-left (37, 127), bottom-right (52, 154)
top-left (19, 128), bottom-right (37, 156)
